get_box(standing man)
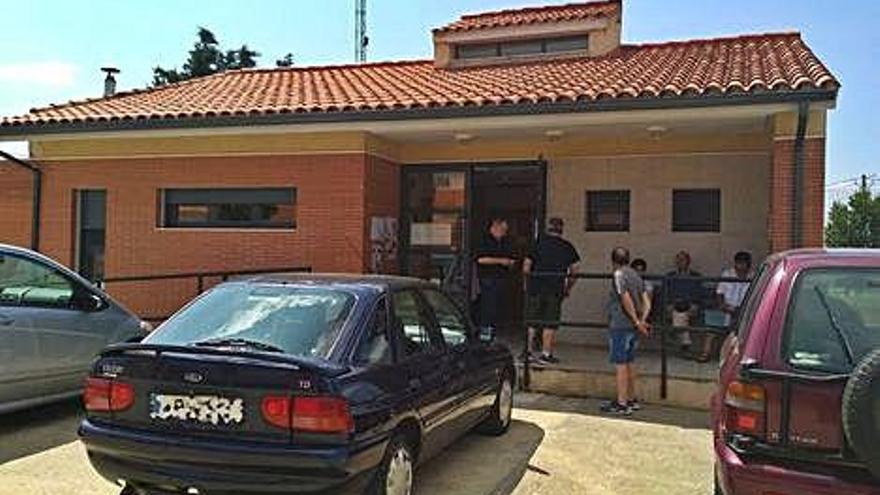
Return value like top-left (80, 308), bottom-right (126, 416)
top-left (601, 247), bottom-right (651, 416)
top-left (475, 217), bottom-right (516, 339)
top-left (666, 250), bottom-right (703, 355)
top-left (523, 217), bottom-right (580, 365)
top-left (697, 251), bottom-right (754, 362)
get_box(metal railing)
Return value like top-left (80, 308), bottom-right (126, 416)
top-left (100, 265), bottom-right (312, 322)
top-left (520, 271), bottom-right (751, 400)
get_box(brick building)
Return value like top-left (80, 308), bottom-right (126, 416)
top-left (0, 0), bottom-right (838, 324)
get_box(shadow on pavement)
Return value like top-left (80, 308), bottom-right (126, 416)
top-left (415, 419), bottom-right (545, 495)
top-left (515, 393), bottom-right (710, 430)
top-left (0, 399), bottom-right (82, 465)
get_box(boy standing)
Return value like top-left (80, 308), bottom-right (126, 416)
top-left (601, 247), bottom-right (651, 416)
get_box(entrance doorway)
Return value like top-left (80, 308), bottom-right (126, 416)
top-left (401, 162), bottom-right (545, 335)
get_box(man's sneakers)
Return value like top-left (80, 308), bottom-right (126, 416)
top-left (600, 400), bottom-right (633, 416)
top-left (536, 354), bottom-right (560, 365)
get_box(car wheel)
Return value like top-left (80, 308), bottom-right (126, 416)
top-left (842, 348), bottom-right (880, 480)
top-left (369, 434), bottom-right (414, 495)
top-left (477, 370), bottom-right (514, 436)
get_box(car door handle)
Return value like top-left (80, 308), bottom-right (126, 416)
top-left (408, 378), bottom-right (422, 391)
top-left (0, 315), bottom-right (13, 326)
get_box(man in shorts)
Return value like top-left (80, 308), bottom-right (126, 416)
top-left (601, 246), bottom-right (651, 416)
top-left (523, 217), bottom-right (580, 365)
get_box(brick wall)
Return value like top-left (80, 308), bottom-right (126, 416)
top-left (0, 162), bottom-right (35, 248)
top-left (769, 137), bottom-right (826, 252)
top-left (13, 153), bottom-right (373, 317)
top-left (364, 156), bottom-right (401, 273)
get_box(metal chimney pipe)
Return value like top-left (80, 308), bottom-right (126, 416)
top-left (101, 67), bottom-right (120, 97)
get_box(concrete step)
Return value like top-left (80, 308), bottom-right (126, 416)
top-left (514, 344), bottom-right (719, 411)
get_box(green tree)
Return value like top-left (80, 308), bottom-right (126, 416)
top-left (825, 176), bottom-right (880, 247)
top-left (275, 53), bottom-right (295, 67)
top-left (152, 27), bottom-right (260, 86)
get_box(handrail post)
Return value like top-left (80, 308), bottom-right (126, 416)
top-left (659, 274), bottom-right (668, 400)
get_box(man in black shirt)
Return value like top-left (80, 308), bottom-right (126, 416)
top-left (475, 217), bottom-right (516, 339)
top-left (523, 217), bottom-right (580, 364)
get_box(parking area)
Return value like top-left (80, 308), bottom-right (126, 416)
top-left (0, 393), bottom-right (712, 495)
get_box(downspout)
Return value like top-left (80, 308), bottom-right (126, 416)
top-left (792, 101), bottom-right (809, 248)
top-left (0, 149), bottom-right (42, 252)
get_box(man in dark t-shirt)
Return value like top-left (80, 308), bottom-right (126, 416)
top-left (523, 217), bottom-right (580, 364)
top-left (475, 217), bottom-right (516, 338)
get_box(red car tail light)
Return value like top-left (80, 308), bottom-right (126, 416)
top-left (724, 380), bottom-right (766, 437)
top-left (84, 377), bottom-right (135, 412)
top-left (292, 396), bottom-right (354, 434)
top-left (261, 396), bottom-right (292, 429)
top-left (262, 395), bottom-right (353, 433)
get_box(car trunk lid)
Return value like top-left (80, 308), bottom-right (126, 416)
top-left (87, 343), bottom-right (348, 444)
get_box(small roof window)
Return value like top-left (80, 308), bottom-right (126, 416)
top-left (455, 34), bottom-right (588, 60)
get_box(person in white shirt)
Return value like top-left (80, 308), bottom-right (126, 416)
top-left (698, 251), bottom-right (754, 362)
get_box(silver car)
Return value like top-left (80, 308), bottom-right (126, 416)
top-left (0, 243), bottom-right (146, 413)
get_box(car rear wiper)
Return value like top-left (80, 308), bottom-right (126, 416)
top-left (193, 338), bottom-right (285, 354)
top-left (813, 287), bottom-right (856, 366)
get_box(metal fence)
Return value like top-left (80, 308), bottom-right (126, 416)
top-left (520, 271), bottom-right (751, 399)
top-left (100, 265), bottom-right (312, 322)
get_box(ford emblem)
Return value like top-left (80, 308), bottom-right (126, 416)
top-left (183, 371), bottom-right (204, 384)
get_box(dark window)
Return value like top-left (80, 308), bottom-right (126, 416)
top-left (672, 189), bottom-right (720, 232)
top-left (391, 291), bottom-right (435, 356)
top-left (456, 43), bottom-right (499, 59)
top-left (586, 190), bottom-right (630, 232)
top-left (543, 35), bottom-right (589, 53)
top-left (422, 289), bottom-right (469, 347)
top-left (355, 297), bottom-right (392, 365)
top-left (76, 190), bottom-right (106, 281)
top-left (160, 188), bottom-right (296, 229)
top-left (456, 34), bottom-right (589, 60)
top-left (782, 268), bottom-right (880, 373)
top-left (500, 39), bottom-right (543, 57)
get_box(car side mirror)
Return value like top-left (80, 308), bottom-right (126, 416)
top-left (74, 292), bottom-right (105, 312)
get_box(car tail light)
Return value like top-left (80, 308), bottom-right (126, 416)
top-left (261, 396), bottom-right (292, 429)
top-left (724, 380), bottom-right (766, 437)
top-left (84, 377), bottom-right (135, 412)
top-left (262, 395), bottom-right (353, 434)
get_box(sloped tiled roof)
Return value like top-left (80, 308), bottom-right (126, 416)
top-left (436, 0), bottom-right (620, 33)
top-left (0, 32), bottom-right (838, 132)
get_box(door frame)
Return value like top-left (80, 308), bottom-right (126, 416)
top-left (399, 160), bottom-right (547, 294)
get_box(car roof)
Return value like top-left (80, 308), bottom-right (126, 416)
top-left (770, 248), bottom-right (880, 268)
top-left (242, 273), bottom-right (435, 293)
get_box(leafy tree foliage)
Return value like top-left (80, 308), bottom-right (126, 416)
top-left (825, 177), bottom-right (880, 247)
top-left (153, 27), bottom-right (260, 86)
top-left (275, 53), bottom-right (295, 67)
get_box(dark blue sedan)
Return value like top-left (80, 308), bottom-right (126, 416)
top-left (79, 275), bottom-right (515, 495)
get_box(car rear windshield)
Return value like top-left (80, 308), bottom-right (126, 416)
top-left (784, 268), bottom-right (880, 373)
top-left (145, 284), bottom-right (355, 359)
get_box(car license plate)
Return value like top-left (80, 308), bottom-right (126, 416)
top-left (149, 393), bottom-right (245, 426)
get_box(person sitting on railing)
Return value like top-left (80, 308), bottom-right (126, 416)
top-left (665, 250), bottom-right (703, 356)
top-left (522, 217), bottom-right (580, 365)
top-left (697, 251), bottom-right (754, 363)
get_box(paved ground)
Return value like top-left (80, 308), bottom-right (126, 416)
top-left (0, 394), bottom-right (713, 495)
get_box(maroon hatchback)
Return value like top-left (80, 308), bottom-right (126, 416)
top-left (712, 249), bottom-right (880, 494)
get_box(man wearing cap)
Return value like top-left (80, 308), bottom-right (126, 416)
top-left (523, 217), bottom-right (581, 365)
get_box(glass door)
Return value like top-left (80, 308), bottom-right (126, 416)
top-left (401, 169), bottom-right (469, 285)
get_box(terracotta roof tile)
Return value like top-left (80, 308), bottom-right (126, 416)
top-left (436, 0), bottom-right (620, 33)
top-left (0, 32), bottom-right (838, 130)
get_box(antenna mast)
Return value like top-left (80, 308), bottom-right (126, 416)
top-left (355, 0), bottom-right (368, 63)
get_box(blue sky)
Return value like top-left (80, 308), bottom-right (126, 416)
top-left (0, 0), bottom-right (877, 184)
